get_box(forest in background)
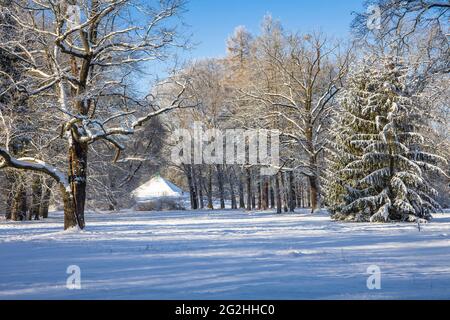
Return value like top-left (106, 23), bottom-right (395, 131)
top-left (0, 0), bottom-right (448, 229)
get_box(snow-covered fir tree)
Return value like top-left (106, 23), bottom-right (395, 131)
top-left (323, 63), bottom-right (376, 216)
top-left (325, 56), bottom-right (447, 222)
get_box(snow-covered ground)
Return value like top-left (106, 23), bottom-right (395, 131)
top-left (1, 209), bottom-right (450, 300)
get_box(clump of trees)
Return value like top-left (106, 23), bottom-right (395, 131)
top-left (162, 17), bottom-right (346, 215)
top-left (1, 1), bottom-right (448, 228)
top-left (162, 9), bottom-right (448, 220)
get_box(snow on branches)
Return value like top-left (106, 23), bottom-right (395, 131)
top-left (325, 56), bottom-right (448, 222)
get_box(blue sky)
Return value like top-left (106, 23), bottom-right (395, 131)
top-left (141, 0), bottom-right (367, 92)
top-left (182, 0), bottom-right (366, 60)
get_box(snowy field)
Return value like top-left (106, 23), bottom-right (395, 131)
top-left (1, 209), bottom-right (450, 300)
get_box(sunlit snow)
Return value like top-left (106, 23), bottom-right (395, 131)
top-left (1, 209), bottom-right (450, 299)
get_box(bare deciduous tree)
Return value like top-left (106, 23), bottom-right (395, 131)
top-left (0, 0), bottom-right (195, 229)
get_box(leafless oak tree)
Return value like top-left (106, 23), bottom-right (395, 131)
top-left (0, 0), bottom-right (196, 229)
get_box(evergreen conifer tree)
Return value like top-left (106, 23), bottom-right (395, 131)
top-left (326, 56), bottom-right (447, 222)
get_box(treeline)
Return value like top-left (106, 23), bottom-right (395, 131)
top-left (2, 175), bottom-right (52, 221)
top-left (163, 10), bottom-right (449, 221)
top-left (179, 164), bottom-right (308, 214)
top-left (0, 1), bottom-right (449, 229)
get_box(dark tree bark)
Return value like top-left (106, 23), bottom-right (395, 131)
top-left (296, 181), bottom-right (303, 208)
top-left (196, 166), bottom-right (205, 209)
top-left (262, 177), bottom-right (269, 210)
top-left (184, 164), bottom-right (198, 210)
top-left (66, 139), bottom-right (87, 229)
top-left (207, 165), bottom-right (214, 209)
top-left (0, 147), bottom-right (76, 228)
top-left (251, 192), bottom-right (256, 209)
top-left (30, 176), bottom-right (42, 220)
top-left (281, 172), bottom-right (288, 212)
top-left (270, 182), bottom-right (275, 209)
top-left (305, 113), bottom-right (320, 213)
top-left (192, 168), bottom-right (199, 210)
top-left (192, 165), bottom-right (200, 209)
top-left (4, 173), bottom-right (14, 220)
top-left (107, 195), bottom-right (119, 212)
top-left (106, 180), bottom-right (118, 212)
top-left (11, 181), bottom-right (27, 221)
top-left (228, 169), bottom-right (237, 210)
top-left (288, 171), bottom-right (296, 212)
top-left (11, 182), bottom-right (27, 221)
top-left (257, 181), bottom-right (262, 210)
top-left (62, 186), bottom-right (77, 230)
top-left (306, 184), bottom-right (311, 208)
top-left (39, 180), bottom-right (53, 219)
top-left (5, 194), bottom-right (13, 220)
top-left (246, 167), bottom-right (252, 211)
top-left (216, 165), bottom-right (225, 209)
top-left (308, 176), bottom-right (318, 213)
top-left (238, 172), bottom-right (245, 209)
top-left (274, 173), bottom-right (282, 214)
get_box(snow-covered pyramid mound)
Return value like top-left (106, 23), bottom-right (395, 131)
top-left (132, 176), bottom-right (184, 202)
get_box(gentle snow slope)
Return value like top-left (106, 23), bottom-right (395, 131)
top-left (0, 209), bottom-right (450, 299)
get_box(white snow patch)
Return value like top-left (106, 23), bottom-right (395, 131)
top-left (1, 209), bottom-right (450, 299)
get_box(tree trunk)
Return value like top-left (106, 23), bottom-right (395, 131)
top-left (5, 174), bottom-right (14, 220)
top-left (66, 139), bottom-right (87, 229)
top-left (30, 176), bottom-right (42, 220)
top-left (270, 182), bottom-right (275, 209)
top-left (216, 165), bottom-right (225, 209)
top-left (306, 181), bottom-right (311, 208)
top-left (192, 165), bottom-right (200, 209)
top-left (257, 181), bottom-right (262, 210)
top-left (197, 167), bottom-right (205, 209)
top-left (275, 173), bottom-right (282, 214)
top-left (185, 164), bottom-right (198, 210)
top-left (305, 119), bottom-right (320, 212)
top-left (106, 180), bottom-right (118, 211)
top-left (5, 194), bottom-right (12, 220)
top-left (39, 180), bottom-right (53, 219)
top-left (229, 171), bottom-right (237, 210)
top-left (288, 171), bottom-right (295, 213)
top-left (238, 173), bottom-right (245, 209)
top-left (62, 186), bottom-right (77, 230)
top-left (281, 172), bottom-right (288, 212)
top-left (296, 182), bottom-right (303, 208)
top-left (246, 168), bottom-right (252, 211)
top-left (229, 180), bottom-right (237, 209)
top-left (308, 175), bottom-right (319, 213)
top-left (262, 178), bottom-right (269, 210)
top-left (11, 182), bottom-right (27, 221)
top-left (251, 192), bottom-right (256, 209)
top-left (207, 165), bottom-right (213, 209)
top-left (107, 194), bottom-right (118, 211)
